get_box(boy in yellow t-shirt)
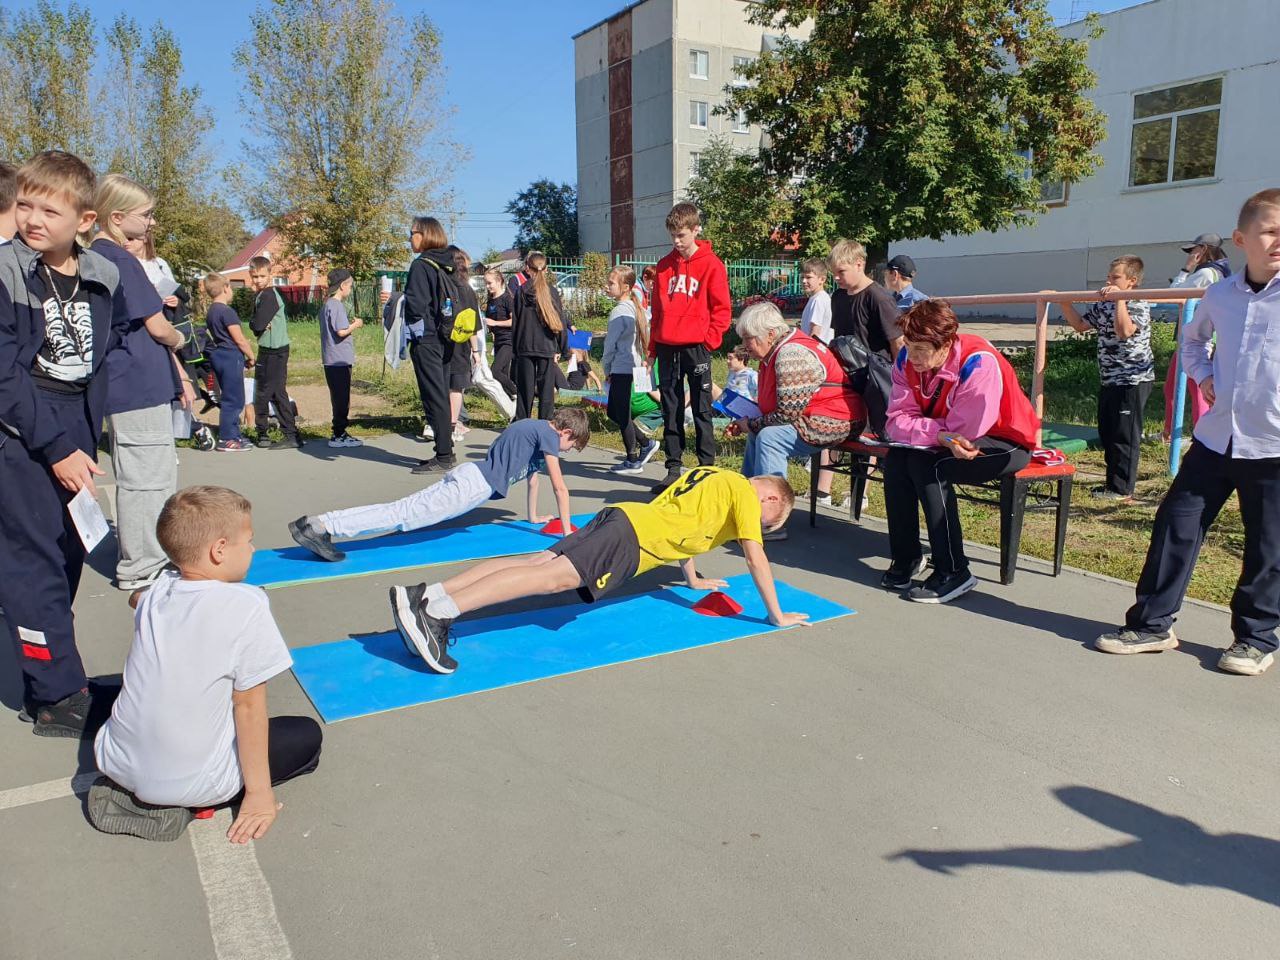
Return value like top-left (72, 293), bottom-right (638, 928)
top-left (389, 467), bottom-right (809, 674)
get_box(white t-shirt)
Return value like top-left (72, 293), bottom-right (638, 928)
top-left (94, 573), bottom-right (294, 807)
top-left (801, 289), bottom-right (832, 343)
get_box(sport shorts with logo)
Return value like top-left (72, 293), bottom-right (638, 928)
top-left (548, 507), bottom-right (641, 603)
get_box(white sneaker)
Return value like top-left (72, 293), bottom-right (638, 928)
top-left (612, 460), bottom-right (644, 476)
top-left (452, 425), bottom-right (468, 442)
top-left (340, 433), bottom-right (363, 448)
top-left (328, 436), bottom-right (345, 448)
top-left (419, 424), bottom-right (435, 441)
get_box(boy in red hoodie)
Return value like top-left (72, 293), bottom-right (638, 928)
top-left (649, 203), bottom-right (732, 494)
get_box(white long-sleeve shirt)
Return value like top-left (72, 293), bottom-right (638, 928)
top-left (1182, 271), bottom-right (1280, 458)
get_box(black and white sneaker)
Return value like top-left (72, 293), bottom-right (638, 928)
top-left (1095, 627), bottom-right (1178, 655)
top-left (1218, 640), bottom-right (1274, 676)
top-left (879, 556), bottom-right (930, 591)
top-left (905, 569), bottom-right (978, 604)
top-left (289, 516), bottom-right (345, 562)
top-left (389, 584), bottom-right (457, 674)
top-left (411, 456), bottom-right (456, 476)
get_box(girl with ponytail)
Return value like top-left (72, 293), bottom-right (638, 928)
top-left (511, 252), bottom-right (567, 419)
top-left (600, 266), bottom-right (659, 473)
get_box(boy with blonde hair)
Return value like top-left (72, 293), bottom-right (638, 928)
top-left (799, 257), bottom-right (832, 343)
top-left (828, 239), bottom-right (903, 359)
top-left (92, 486), bottom-right (321, 842)
top-left (390, 466), bottom-right (809, 674)
top-left (0, 151), bottom-right (126, 737)
top-left (1096, 190), bottom-right (1280, 676)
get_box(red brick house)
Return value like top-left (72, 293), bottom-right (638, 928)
top-left (220, 227), bottom-right (328, 288)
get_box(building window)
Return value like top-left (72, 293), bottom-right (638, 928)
top-left (1017, 148), bottom-right (1067, 206)
top-left (689, 100), bottom-right (708, 129)
top-left (732, 108), bottom-right (749, 134)
top-left (689, 49), bottom-right (709, 79)
top-left (690, 152), bottom-right (702, 182)
top-left (1128, 77), bottom-right (1222, 187)
top-left (732, 55), bottom-right (753, 86)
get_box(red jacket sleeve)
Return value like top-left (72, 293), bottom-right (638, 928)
top-left (704, 259), bottom-right (732, 351)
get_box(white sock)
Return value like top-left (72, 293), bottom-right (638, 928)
top-left (426, 592), bottom-right (460, 620)
top-left (424, 582), bottom-right (445, 601)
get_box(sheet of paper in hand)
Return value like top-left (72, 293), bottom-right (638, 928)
top-left (68, 487), bottom-right (109, 553)
top-left (713, 388), bottom-right (762, 420)
top-left (632, 365), bottom-right (652, 393)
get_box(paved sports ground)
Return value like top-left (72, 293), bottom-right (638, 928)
top-left (2, 429), bottom-right (1278, 960)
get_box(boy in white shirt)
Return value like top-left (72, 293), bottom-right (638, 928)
top-left (91, 486), bottom-right (321, 842)
top-left (798, 258), bottom-right (832, 343)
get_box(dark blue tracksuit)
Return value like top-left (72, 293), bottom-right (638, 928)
top-left (0, 238), bottom-right (124, 706)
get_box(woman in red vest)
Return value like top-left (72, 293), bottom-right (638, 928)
top-left (725, 302), bottom-right (865, 541)
top-left (883, 299), bottom-right (1040, 603)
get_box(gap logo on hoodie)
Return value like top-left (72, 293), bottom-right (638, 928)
top-left (668, 275), bottom-right (701, 297)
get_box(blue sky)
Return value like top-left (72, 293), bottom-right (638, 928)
top-left (27, 0), bottom-right (1131, 258)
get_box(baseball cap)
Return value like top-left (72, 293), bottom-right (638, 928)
top-left (886, 254), bottom-right (917, 278)
top-left (1180, 232), bottom-right (1223, 253)
top-left (326, 267), bottom-right (353, 292)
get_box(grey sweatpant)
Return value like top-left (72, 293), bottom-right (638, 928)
top-left (108, 403), bottom-right (178, 586)
top-left (318, 461), bottom-right (494, 540)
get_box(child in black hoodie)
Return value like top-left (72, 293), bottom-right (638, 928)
top-left (512, 252), bottom-right (567, 420)
top-left (404, 216), bottom-right (459, 472)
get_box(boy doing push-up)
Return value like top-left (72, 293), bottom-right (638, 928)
top-left (390, 466), bottom-right (809, 674)
top-left (289, 409), bottom-right (590, 562)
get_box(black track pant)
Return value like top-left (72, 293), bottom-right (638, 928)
top-left (884, 438), bottom-right (1030, 577)
top-left (265, 716), bottom-right (323, 786)
top-left (409, 335), bottom-right (454, 459)
top-left (516, 356), bottom-right (556, 420)
top-left (323, 364), bottom-right (351, 437)
top-left (254, 346), bottom-right (297, 438)
top-left (1098, 381), bottom-right (1152, 495)
top-left (656, 343), bottom-right (714, 469)
top-left (607, 373), bottom-right (641, 459)
top-left (491, 341), bottom-right (517, 398)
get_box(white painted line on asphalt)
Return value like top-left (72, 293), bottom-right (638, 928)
top-left (189, 808), bottom-right (293, 960)
top-left (0, 772), bottom-right (98, 811)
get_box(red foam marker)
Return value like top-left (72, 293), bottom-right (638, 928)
top-left (192, 807), bottom-right (215, 820)
top-left (692, 591), bottom-right (744, 617)
top-left (540, 519), bottom-right (575, 535)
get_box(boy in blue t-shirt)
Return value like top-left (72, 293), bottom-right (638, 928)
top-left (289, 408), bottom-right (590, 561)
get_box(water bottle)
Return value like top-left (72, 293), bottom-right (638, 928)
top-left (443, 297), bottom-right (453, 318)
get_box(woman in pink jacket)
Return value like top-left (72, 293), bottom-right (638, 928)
top-left (882, 300), bottom-right (1040, 604)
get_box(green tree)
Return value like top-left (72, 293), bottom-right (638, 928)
top-left (506, 179), bottom-right (579, 257)
top-left (231, 0), bottom-right (457, 277)
top-left (0, 0), bottom-right (100, 162)
top-left (684, 138), bottom-right (792, 262)
top-left (105, 16), bottom-right (249, 278)
top-left (728, 0), bottom-right (1106, 254)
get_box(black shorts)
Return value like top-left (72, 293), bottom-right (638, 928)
top-left (548, 507), bottom-right (640, 603)
top-left (449, 339), bottom-right (472, 390)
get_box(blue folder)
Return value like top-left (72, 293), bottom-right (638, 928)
top-left (290, 574), bottom-right (854, 721)
top-left (246, 514), bottom-right (598, 589)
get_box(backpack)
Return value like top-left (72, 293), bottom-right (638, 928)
top-left (419, 257), bottom-right (478, 343)
top-left (828, 335), bottom-right (894, 439)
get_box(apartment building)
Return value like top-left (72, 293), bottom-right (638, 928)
top-left (573, 0), bottom-right (808, 258)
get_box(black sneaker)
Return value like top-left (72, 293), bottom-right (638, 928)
top-left (1218, 640), bottom-right (1275, 676)
top-left (1095, 627), bottom-right (1178, 655)
top-left (87, 777), bottom-right (193, 842)
top-left (905, 569), bottom-right (978, 604)
top-left (255, 434), bottom-right (272, 449)
top-left (880, 557), bottom-right (930, 591)
top-left (289, 516), bottom-right (345, 562)
top-left (19, 678), bottom-right (119, 727)
top-left (32, 686), bottom-right (114, 739)
top-left (389, 584), bottom-right (457, 674)
top-left (411, 456), bottom-right (456, 475)
top-left (762, 527), bottom-right (789, 542)
top-left (652, 466), bottom-right (683, 495)
top-left (271, 435), bottom-right (304, 450)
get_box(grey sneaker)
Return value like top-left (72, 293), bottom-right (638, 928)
top-left (87, 777), bottom-right (194, 842)
top-left (389, 583), bottom-right (457, 674)
top-left (1095, 627), bottom-right (1178, 655)
top-left (1217, 641), bottom-right (1274, 676)
top-left (652, 466), bottom-right (683, 495)
top-left (289, 516), bottom-right (345, 562)
top-left (1090, 486), bottom-right (1133, 502)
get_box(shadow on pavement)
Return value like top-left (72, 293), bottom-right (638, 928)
top-left (887, 785), bottom-right (1280, 908)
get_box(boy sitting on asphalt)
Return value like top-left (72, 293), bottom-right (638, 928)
top-left (389, 465), bottom-right (810, 674)
top-left (91, 486), bottom-right (322, 843)
top-left (289, 408), bottom-right (590, 562)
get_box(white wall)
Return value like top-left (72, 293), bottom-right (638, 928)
top-left (891, 0), bottom-right (1280, 311)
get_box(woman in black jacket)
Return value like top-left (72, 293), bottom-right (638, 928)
top-left (512, 252), bottom-right (567, 420)
top-left (403, 216), bottom-right (459, 472)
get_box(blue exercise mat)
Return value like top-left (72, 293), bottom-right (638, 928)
top-left (290, 574), bottom-right (854, 722)
top-left (245, 514), bottom-right (598, 589)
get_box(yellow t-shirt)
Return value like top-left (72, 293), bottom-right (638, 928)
top-left (615, 467), bottom-right (764, 575)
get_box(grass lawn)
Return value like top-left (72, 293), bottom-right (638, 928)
top-left (240, 316), bottom-right (1240, 608)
